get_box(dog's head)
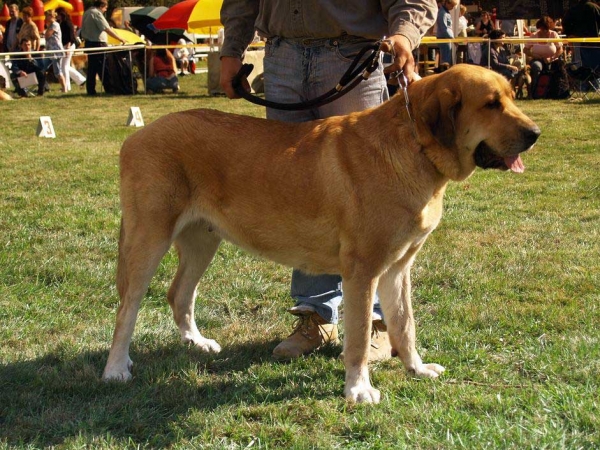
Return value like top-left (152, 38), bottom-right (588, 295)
top-left (408, 65), bottom-right (540, 181)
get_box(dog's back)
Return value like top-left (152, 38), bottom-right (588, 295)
top-left (119, 109), bottom-right (353, 273)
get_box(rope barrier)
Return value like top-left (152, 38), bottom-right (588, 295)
top-left (422, 37), bottom-right (600, 45)
top-left (0, 42), bottom-right (244, 95)
top-left (1, 37), bottom-right (598, 60)
top-left (1, 38), bottom-right (597, 96)
top-left (0, 37), bottom-right (598, 67)
top-left (0, 43), bottom-right (145, 59)
top-left (413, 37), bottom-right (600, 73)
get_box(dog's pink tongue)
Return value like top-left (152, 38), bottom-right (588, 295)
top-left (505, 155), bottom-right (525, 173)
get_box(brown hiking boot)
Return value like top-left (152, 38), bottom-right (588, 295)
top-left (368, 320), bottom-right (393, 362)
top-left (272, 310), bottom-right (339, 360)
top-left (339, 319), bottom-right (393, 363)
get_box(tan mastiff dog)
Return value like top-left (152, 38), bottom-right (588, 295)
top-left (103, 65), bottom-right (540, 403)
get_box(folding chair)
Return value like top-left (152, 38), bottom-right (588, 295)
top-left (567, 47), bottom-right (600, 101)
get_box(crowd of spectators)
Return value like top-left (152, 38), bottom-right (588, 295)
top-left (427, 1), bottom-right (599, 98)
top-left (0, 3), bottom-right (88, 98)
top-left (1, 1), bottom-right (599, 99)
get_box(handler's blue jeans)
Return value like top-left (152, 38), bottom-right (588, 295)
top-left (438, 42), bottom-right (453, 66)
top-left (263, 35), bottom-right (388, 324)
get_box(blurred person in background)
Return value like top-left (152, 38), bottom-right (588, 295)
top-left (481, 29), bottom-right (519, 84)
top-left (10, 38), bottom-right (46, 97)
top-left (3, 3), bottom-right (22, 53)
top-left (456, 4), bottom-right (469, 63)
top-left (563, 0), bottom-right (600, 67)
top-left (17, 7), bottom-right (40, 51)
top-left (524, 16), bottom-right (563, 88)
top-left (56, 7), bottom-right (86, 91)
top-left (173, 38), bottom-right (190, 75)
top-left (80, 0), bottom-right (126, 95)
top-left (436, 0), bottom-right (458, 66)
top-left (146, 47), bottom-right (179, 93)
top-left (475, 10), bottom-right (494, 37)
top-left (43, 10), bottom-right (67, 93)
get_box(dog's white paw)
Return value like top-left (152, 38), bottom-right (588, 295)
top-left (102, 357), bottom-right (133, 382)
top-left (196, 338), bottom-right (221, 353)
top-left (181, 330), bottom-right (222, 353)
top-left (411, 363), bottom-right (445, 378)
top-left (344, 384), bottom-right (381, 404)
top-left (184, 335), bottom-right (221, 354)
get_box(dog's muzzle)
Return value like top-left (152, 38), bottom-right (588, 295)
top-left (474, 125), bottom-right (540, 173)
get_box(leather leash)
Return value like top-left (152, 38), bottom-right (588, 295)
top-left (232, 39), bottom-right (386, 111)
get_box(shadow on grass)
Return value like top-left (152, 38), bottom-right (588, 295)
top-left (0, 339), bottom-right (344, 447)
top-left (59, 92), bottom-right (220, 99)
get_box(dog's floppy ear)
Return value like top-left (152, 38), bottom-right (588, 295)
top-left (415, 87), bottom-right (462, 149)
top-left (412, 80), bottom-right (469, 180)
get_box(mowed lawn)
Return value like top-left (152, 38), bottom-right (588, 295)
top-left (0, 71), bottom-right (599, 449)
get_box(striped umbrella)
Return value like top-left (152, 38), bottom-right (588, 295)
top-left (152, 0), bottom-right (222, 33)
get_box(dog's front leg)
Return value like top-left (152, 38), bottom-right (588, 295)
top-left (378, 262), bottom-right (445, 378)
top-left (341, 276), bottom-right (380, 404)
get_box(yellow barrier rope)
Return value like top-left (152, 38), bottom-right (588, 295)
top-left (422, 37), bottom-right (600, 44)
top-left (0, 38), bottom-right (597, 59)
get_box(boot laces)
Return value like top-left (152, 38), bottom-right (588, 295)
top-left (370, 321), bottom-right (387, 349)
top-left (290, 314), bottom-right (334, 341)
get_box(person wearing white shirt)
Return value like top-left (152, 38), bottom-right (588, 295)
top-left (173, 38), bottom-right (190, 75)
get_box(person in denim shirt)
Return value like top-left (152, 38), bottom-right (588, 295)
top-left (219, 0), bottom-right (436, 361)
top-left (436, 0), bottom-right (458, 66)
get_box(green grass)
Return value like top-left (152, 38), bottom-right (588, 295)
top-left (1, 71), bottom-right (599, 449)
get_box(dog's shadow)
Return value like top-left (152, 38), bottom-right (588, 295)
top-left (0, 339), bottom-right (345, 447)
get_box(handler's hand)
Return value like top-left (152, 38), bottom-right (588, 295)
top-left (382, 34), bottom-right (418, 83)
top-left (220, 56), bottom-right (249, 99)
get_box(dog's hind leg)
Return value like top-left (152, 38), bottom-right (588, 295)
top-left (378, 260), bottom-right (445, 379)
top-left (167, 222), bottom-right (222, 353)
top-left (103, 218), bottom-right (172, 382)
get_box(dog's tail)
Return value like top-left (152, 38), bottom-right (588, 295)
top-left (116, 218), bottom-right (128, 300)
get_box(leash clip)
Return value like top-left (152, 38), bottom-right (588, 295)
top-left (393, 70), bottom-right (417, 140)
top-left (398, 72), bottom-right (411, 111)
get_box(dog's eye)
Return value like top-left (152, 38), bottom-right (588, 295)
top-left (485, 99), bottom-right (502, 109)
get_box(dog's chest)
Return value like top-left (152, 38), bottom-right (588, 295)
top-left (415, 197), bottom-right (443, 236)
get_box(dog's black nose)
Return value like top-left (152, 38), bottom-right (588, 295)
top-left (523, 125), bottom-right (541, 148)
